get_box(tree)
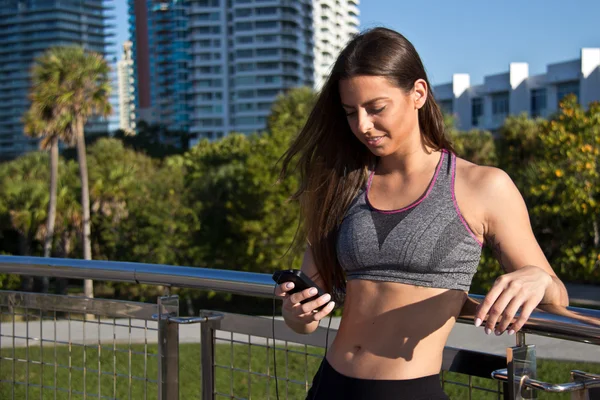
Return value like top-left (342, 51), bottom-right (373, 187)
top-left (496, 113), bottom-right (544, 187)
top-left (444, 113), bottom-right (497, 166)
top-left (0, 153), bottom-right (49, 290)
top-left (115, 121), bottom-right (188, 158)
top-left (524, 96), bottom-right (600, 281)
top-left (38, 46), bottom-right (112, 298)
top-left (23, 50), bottom-right (79, 291)
top-left (183, 87), bottom-right (315, 275)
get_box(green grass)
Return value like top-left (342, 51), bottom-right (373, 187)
top-left (1, 343), bottom-right (598, 399)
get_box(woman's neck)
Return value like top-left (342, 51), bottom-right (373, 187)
top-left (377, 139), bottom-right (439, 177)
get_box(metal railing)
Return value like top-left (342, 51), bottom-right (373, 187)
top-left (0, 255), bottom-right (599, 400)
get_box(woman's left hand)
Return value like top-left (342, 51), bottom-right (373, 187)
top-left (474, 265), bottom-right (552, 336)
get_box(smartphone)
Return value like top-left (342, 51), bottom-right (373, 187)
top-left (272, 269), bottom-right (328, 311)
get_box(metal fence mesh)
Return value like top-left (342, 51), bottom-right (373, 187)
top-left (212, 332), bottom-right (324, 400)
top-left (0, 296), bottom-right (161, 400)
top-left (0, 295), bottom-right (506, 399)
top-left (441, 370), bottom-right (505, 400)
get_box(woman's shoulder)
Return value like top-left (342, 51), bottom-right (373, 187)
top-left (454, 155), bottom-right (520, 209)
top-left (455, 156), bottom-right (514, 189)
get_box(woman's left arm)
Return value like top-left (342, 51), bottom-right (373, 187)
top-left (473, 168), bottom-right (569, 336)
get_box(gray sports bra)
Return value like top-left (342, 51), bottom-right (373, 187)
top-left (336, 150), bottom-right (483, 291)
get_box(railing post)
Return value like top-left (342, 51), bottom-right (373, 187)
top-left (157, 296), bottom-right (179, 400)
top-left (507, 332), bottom-right (537, 400)
top-left (200, 310), bottom-right (222, 400)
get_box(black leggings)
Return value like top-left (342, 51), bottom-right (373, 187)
top-left (306, 358), bottom-right (449, 400)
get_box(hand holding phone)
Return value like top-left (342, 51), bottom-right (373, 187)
top-left (272, 269), bottom-right (329, 312)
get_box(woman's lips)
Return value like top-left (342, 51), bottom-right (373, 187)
top-left (366, 136), bottom-right (384, 146)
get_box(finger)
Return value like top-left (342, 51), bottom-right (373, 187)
top-left (495, 296), bottom-right (523, 334)
top-left (289, 287), bottom-right (319, 305)
top-left (313, 301), bottom-right (336, 322)
top-left (299, 293), bottom-right (332, 315)
top-left (274, 282), bottom-right (294, 297)
top-left (509, 300), bottom-right (537, 334)
top-left (484, 290), bottom-right (517, 335)
top-left (474, 278), bottom-right (508, 326)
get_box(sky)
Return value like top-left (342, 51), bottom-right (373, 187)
top-left (112, 0), bottom-right (600, 86)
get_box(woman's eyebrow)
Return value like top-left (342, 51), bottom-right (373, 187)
top-left (341, 97), bottom-right (389, 108)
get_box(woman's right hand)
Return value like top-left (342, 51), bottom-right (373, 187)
top-left (275, 282), bottom-right (336, 325)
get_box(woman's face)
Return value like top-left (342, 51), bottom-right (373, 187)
top-left (339, 75), bottom-right (426, 157)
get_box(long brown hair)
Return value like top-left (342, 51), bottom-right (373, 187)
top-left (280, 27), bottom-right (454, 302)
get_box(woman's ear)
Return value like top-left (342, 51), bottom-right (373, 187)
top-left (413, 79), bottom-right (428, 109)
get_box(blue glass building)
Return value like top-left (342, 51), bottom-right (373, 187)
top-left (128, 0), bottom-right (191, 134)
top-left (0, 0), bottom-right (114, 160)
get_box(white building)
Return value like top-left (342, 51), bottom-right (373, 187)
top-left (186, 0), bottom-right (359, 143)
top-left (117, 41), bottom-right (136, 135)
top-left (434, 48), bottom-right (600, 132)
top-left (313, 0), bottom-right (360, 89)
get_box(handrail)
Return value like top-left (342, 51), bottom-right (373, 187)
top-left (1, 255), bottom-right (599, 345)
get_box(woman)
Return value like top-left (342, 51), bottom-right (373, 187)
top-left (275, 27), bottom-right (569, 400)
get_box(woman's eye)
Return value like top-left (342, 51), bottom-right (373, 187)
top-left (344, 106), bottom-right (384, 117)
top-left (369, 106), bottom-right (385, 114)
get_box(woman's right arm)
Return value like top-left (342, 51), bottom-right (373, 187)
top-left (274, 247), bottom-right (336, 334)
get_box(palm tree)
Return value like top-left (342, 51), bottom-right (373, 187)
top-left (26, 45), bottom-right (112, 298)
top-left (23, 54), bottom-right (75, 276)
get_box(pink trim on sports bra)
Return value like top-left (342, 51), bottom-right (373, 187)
top-left (451, 155), bottom-right (484, 247)
top-left (365, 150), bottom-right (446, 215)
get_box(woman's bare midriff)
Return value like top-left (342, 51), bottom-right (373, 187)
top-left (326, 279), bottom-right (468, 380)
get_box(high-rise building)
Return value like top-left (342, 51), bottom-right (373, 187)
top-left (107, 55), bottom-right (121, 134)
top-left (128, 0), bottom-right (191, 132)
top-left (129, 0), bottom-right (359, 144)
top-left (118, 41), bottom-right (136, 134)
top-left (313, 0), bottom-right (359, 89)
top-left (0, 0), bottom-right (115, 160)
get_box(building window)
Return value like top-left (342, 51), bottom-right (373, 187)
top-left (237, 36), bottom-right (254, 44)
top-left (257, 88), bottom-right (280, 97)
top-left (236, 49), bottom-right (253, 58)
top-left (196, 12), bottom-right (220, 21)
top-left (237, 116), bottom-right (256, 125)
top-left (238, 63), bottom-right (254, 71)
top-left (256, 34), bottom-right (277, 43)
top-left (256, 7), bottom-right (277, 15)
top-left (471, 98), bottom-right (483, 127)
top-left (237, 103), bottom-right (255, 111)
top-left (255, 20), bottom-right (277, 29)
top-left (256, 48), bottom-right (278, 56)
top-left (236, 76), bottom-right (255, 85)
top-left (257, 75), bottom-right (280, 83)
top-left (235, 22), bottom-right (253, 31)
top-left (238, 90), bottom-right (255, 99)
top-left (195, 0), bottom-right (219, 5)
top-left (235, 8), bottom-right (252, 17)
top-left (530, 88), bottom-right (547, 118)
top-left (257, 62), bottom-right (278, 70)
top-left (557, 81), bottom-right (580, 104)
top-left (492, 92), bottom-right (509, 116)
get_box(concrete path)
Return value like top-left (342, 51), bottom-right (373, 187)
top-left (1, 317), bottom-right (598, 363)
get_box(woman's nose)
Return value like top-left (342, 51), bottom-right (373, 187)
top-left (357, 112), bottom-right (374, 133)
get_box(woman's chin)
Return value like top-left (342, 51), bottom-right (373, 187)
top-left (366, 145), bottom-right (390, 157)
